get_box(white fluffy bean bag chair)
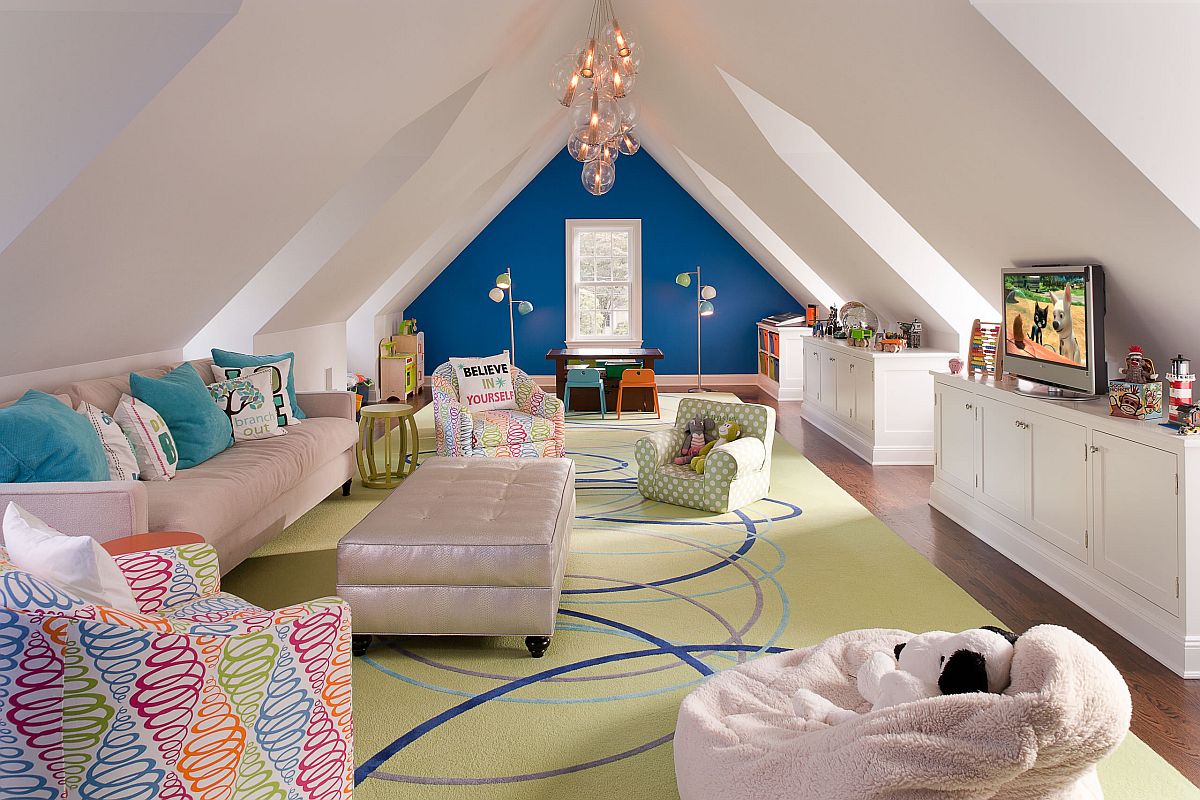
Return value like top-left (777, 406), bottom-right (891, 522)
top-left (674, 626), bottom-right (1130, 800)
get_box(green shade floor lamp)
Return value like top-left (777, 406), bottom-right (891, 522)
top-left (675, 266), bottom-right (716, 392)
top-left (489, 267), bottom-right (534, 364)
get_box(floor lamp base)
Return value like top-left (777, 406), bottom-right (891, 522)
top-left (688, 386), bottom-right (717, 393)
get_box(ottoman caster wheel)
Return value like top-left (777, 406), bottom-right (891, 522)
top-left (525, 636), bottom-right (551, 658)
top-left (352, 635), bottom-right (373, 657)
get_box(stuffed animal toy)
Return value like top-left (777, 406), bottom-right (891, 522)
top-left (691, 421), bottom-right (741, 474)
top-left (792, 626), bottom-right (1019, 725)
top-left (674, 417), bottom-right (716, 465)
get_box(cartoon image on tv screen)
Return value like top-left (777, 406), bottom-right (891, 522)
top-left (1005, 273), bottom-right (1088, 369)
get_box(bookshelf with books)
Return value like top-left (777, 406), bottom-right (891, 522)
top-left (756, 322), bottom-right (811, 401)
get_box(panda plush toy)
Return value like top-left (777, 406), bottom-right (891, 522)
top-left (793, 626), bottom-right (1020, 725)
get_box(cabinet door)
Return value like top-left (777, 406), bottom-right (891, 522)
top-left (1027, 415), bottom-right (1088, 563)
top-left (852, 360), bottom-right (874, 433)
top-left (976, 397), bottom-right (1029, 522)
top-left (934, 384), bottom-right (977, 496)
top-left (835, 356), bottom-right (854, 421)
top-left (1091, 431), bottom-right (1179, 614)
top-left (805, 347), bottom-right (822, 403)
top-left (819, 352), bottom-right (837, 410)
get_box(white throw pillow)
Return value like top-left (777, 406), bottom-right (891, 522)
top-left (208, 370), bottom-right (286, 442)
top-left (114, 394), bottom-right (178, 481)
top-left (2, 503), bottom-right (139, 613)
top-left (450, 352), bottom-right (518, 411)
top-left (76, 402), bottom-right (140, 481)
top-left (211, 360), bottom-right (300, 426)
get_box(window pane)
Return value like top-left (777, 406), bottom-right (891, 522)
top-left (579, 257), bottom-right (597, 281)
top-left (595, 232), bottom-right (611, 257)
top-left (612, 232), bottom-right (629, 257)
top-left (594, 257), bottom-right (611, 282)
top-left (612, 257), bottom-right (629, 280)
top-left (579, 232), bottom-right (596, 257)
top-left (577, 284), bottom-right (629, 338)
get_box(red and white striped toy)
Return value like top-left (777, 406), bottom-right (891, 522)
top-left (1167, 353), bottom-right (1195, 425)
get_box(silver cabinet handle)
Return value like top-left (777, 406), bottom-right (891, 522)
top-left (1089, 445), bottom-right (1100, 453)
top-left (965, 403), bottom-right (973, 410)
top-left (1013, 420), bottom-right (1029, 429)
top-left (829, 356), bottom-right (835, 362)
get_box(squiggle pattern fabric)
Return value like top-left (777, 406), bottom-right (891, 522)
top-left (433, 362), bottom-right (565, 458)
top-left (0, 543), bottom-right (353, 799)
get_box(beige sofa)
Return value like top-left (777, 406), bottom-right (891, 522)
top-left (0, 358), bottom-right (358, 573)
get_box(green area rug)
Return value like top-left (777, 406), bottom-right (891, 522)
top-left (224, 394), bottom-right (1198, 799)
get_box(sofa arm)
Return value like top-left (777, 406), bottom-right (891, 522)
top-left (706, 437), bottom-right (767, 480)
top-left (635, 430), bottom-right (687, 470)
top-left (113, 542), bottom-right (222, 614)
top-left (296, 390), bottom-right (356, 421)
top-left (0, 481), bottom-right (147, 543)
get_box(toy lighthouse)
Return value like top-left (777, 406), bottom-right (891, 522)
top-left (1167, 354), bottom-right (1196, 425)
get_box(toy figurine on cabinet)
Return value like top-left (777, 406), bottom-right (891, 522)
top-left (1119, 345), bottom-right (1157, 383)
top-left (1177, 404), bottom-right (1200, 436)
top-left (899, 319), bottom-right (923, 349)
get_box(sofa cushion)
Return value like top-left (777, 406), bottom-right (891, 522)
top-left (142, 417), bottom-right (357, 553)
top-left (0, 390), bottom-right (109, 483)
top-left (130, 363), bottom-right (233, 470)
top-left (212, 348), bottom-right (306, 420)
top-left (469, 410), bottom-right (552, 449)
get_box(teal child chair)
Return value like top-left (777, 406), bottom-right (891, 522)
top-left (564, 367), bottom-right (606, 418)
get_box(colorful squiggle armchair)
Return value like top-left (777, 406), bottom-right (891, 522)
top-left (0, 542), bottom-right (354, 800)
top-left (432, 361), bottom-right (565, 458)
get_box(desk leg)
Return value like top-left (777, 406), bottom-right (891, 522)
top-left (555, 360), bottom-right (567, 398)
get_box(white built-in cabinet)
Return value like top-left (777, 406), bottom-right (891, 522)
top-left (931, 373), bottom-right (1198, 676)
top-left (756, 323), bottom-right (811, 401)
top-left (801, 337), bottom-right (955, 465)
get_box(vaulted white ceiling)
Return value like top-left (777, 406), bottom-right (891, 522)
top-left (2, 0), bottom-right (1198, 389)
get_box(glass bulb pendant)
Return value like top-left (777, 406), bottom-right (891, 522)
top-left (568, 128), bottom-right (601, 162)
top-left (579, 37), bottom-right (598, 80)
top-left (617, 130), bottom-right (640, 156)
top-left (582, 158), bottom-right (616, 196)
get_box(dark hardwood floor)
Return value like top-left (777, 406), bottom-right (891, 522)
top-left (407, 382), bottom-right (1200, 784)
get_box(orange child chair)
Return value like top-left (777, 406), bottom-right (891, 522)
top-left (616, 368), bottom-right (660, 419)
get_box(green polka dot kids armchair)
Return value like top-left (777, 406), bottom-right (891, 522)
top-left (635, 398), bottom-right (775, 512)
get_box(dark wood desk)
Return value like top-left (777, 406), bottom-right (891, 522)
top-left (545, 347), bottom-right (665, 411)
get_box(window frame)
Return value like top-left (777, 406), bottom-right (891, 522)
top-left (564, 218), bottom-right (643, 347)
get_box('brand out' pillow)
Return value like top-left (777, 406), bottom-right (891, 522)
top-left (114, 394), bottom-right (178, 481)
top-left (211, 360), bottom-right (301, 427)
top-left (208, 370), bottom-right (286, 442)
top-left (76, 402), bottom-right (140, 481)
top-left (0, 390), bottom-right (108, 483)
top-left (211, 348), bottom-right (306, 420)
top-left (450, 353), bottom-right (517, 411)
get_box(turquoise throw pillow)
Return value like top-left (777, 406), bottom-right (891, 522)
top-left (129, 363), bottom-right (232, 469)
top-left (212, 348), bottom-right (306, 420)
top-left (0, 391), bottom-right (108, 483)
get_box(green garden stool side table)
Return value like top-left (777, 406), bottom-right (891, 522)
top-left (357, 403), bottom-right (419, 488)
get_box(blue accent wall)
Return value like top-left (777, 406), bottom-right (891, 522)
top-left (405, 148), bottom-right (801, 376)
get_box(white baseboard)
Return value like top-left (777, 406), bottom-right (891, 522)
top-left (930, 479), bottom-right (1191, 677)
top-left (801, 400), bottom-right (934, 465)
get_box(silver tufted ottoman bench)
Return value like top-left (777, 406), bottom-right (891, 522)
top-left (336, 456), bottom-right (575, 658)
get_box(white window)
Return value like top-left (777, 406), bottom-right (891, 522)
top-left (565, 219), bottom-right (642, 347)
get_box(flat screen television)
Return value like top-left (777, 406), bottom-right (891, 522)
top-left (1002, 264), bottom-right (1106, 398)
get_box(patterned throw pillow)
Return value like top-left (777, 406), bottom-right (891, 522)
top-left (113, 394), bottom-right (179, 481)
top-left (76, 402), bottom-right (139, 481)
top-left (208, 370), bottom-right (286, 442)
top-left (210, 360), bottom-right (300, 426)
top-left (450, 352), bottom-right (517, 411)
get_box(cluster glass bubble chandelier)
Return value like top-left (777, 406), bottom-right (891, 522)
top-left (549, 0), bottom-right (641, 196)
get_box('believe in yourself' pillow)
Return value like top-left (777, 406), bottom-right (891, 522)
top-left (208, 370), bottom-right (286, 442)
top-left (450, 353), bottom-right (517, 411)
